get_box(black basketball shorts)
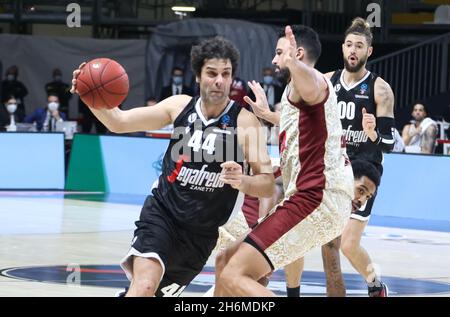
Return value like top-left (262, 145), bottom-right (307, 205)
top-left (120, 195), bottom-right (218, 297)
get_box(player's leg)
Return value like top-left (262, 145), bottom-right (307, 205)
top-left (119, 196), bottom-right (173, 297)
top-left (208, 238), bottom-right (271, 297)
top-left (284, 257), bottom-right (304, 297)
top-left (126, 256), bottom-right (164, 296)
top-left (214, 190), bottom-right (271, 296)
top-left (219, 240), bottom-right (275, 297)
top-left (341, 218), bottom-right (387, 296)
top-left (340, 218), bottom-right (371, 277)
top-left (219, 191), bottom-right (350, 296)
top-left (321, 236), bottom-right (346, 296)
top-left (153, 225), bottom-right (219, 297)
top-left (214, 238), bottom-right (244, 296)
top-left (342, 194), bottom-right (388, 297)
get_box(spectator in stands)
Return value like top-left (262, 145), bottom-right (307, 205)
top-left (0, 95), bottom-right (24, 132)
top-left (248, 67), bottom-right (284, 111)
top-left (402, 101), bottom-right (437, 154)
top-left (160, 67), bottom-right (193, 100)
top-left (1, 65), bottom-right (28, 116)
top-left (229, 77), bottom-right (248, 108)
top-left (24, 93), bottom-right (67, 131)
top-left (78, 97), bottom-right (107, 134)
top-left (45, 68), bottom-right (72, 115)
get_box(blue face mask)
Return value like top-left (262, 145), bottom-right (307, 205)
top-left (263, 75), bottom-right (273, 85)
top-left (172, 76), bottom-right (183, 85)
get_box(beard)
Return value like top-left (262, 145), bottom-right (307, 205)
top-left (275, 67), bottom-right (291, 85)
top-left (344, 56), bottom-right (367, 73)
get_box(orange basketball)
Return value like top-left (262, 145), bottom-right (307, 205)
top-left (76, 58), bottom-right (129, 109)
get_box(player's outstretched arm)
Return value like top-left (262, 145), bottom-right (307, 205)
top-left (71, 63), bottom-right (187, 133)
top-left (282, 26), bottom-right (328, 106)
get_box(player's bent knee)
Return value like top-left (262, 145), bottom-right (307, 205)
top-left (215, 251), bottom-right (228, 270)
top-left (341, 237), bottom-right (358, 257)
top-left (219, 266), bottom-right (241, 292)
top-left (131, 277), bottom-right (159, 296)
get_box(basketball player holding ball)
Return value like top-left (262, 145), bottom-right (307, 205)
top-left (70, 37), bottom-right (275, 297)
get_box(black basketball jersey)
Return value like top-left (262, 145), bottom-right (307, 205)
top-left (153, 97), bottom-right (244, 235)
top-left (330, 69), bottom-right (382, 168)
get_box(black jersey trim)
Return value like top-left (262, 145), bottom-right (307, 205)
top-left (173, 97), bottom-right (197, 127)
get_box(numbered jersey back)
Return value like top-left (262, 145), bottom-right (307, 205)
top-left (153, 97), bottom-right (244, 234)
top-left (330, 69), bottom-right (382, 166)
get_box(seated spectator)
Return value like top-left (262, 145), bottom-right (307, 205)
top-left (0, 95), bottom-right (24, 132)
top-left (1, 65), bottom-right (28, 116)
top-left (248, 67), bottom-right (284, 111)
top-left (402, 101), bottom-right (437, 154)
top-left (160, 67), bottom-right (193, 100)
top-left (24, 93), bottom-right (67, 131)
top-left (45, 68), bottom-right (72, 115)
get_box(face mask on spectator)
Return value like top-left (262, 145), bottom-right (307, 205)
top-left (54, 75), bottom-right (62, 82)
top-left (263, 76), bottom-right (273, 85)
top-left (172, 76), bottom-right (183, 85)
top-left (48, 102), bottom-right (59, 112)
top-left (6, 103), bottom-right (17, 114)
top-left (6, 74), bottom-right (15, 81)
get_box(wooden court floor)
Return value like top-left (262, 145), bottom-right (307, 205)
top-left (1, 191), bottom-right (449, 297)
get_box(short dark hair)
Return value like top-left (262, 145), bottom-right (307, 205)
top-left (2, 95), bottom-right (16, 103)
top-left (190, 37), bottom-right (240, 78)
top-left (352, 159), bottom-right (380, 187)
top-left (47, 93), bottom-right (59, 100)
top-left (172, 67), bottom-right (184, 74)
top-left (412, 100), bottom-right (429, 115)
top-left (278, 25), bottom-right (322, 64)
top-left (344, 17), bottom-right (373, 46)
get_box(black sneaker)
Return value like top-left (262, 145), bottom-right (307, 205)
top-left (368, 282), bottom-right (389, 297)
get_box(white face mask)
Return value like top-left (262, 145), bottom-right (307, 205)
top-left (6, 103), bottom-right (17, 114)
top-left (48, 102), bottom-right (59, 112)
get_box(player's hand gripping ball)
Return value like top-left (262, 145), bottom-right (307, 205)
top-left (74, 58), bottom-right (129, 109)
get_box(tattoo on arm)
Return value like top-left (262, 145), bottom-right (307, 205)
top-left (421, 125), bottom-right (437, 154)
top-left (375, 80), bottom-right (395, 118)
